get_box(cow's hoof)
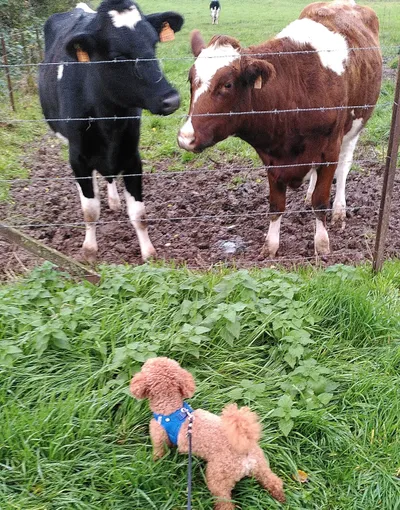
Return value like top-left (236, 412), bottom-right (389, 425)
top-left (314, 236), bottom-right (330, 256)
top-left (332, 203), bottom-right (346, 226)
top-left (108, 196), bottom-right (121, 212)
top-left (258, 242), bottom-right (278, 260)
top-left (142, 246), bottom-right (157, 262)
top-left (83, 245), bottom-right (98, 264)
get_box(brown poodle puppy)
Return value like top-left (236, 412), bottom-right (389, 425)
top-left (130, 357), bottom-right (285, 509)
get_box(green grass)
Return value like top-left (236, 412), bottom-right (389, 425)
top-left (1, 261), bottom-right (400, 509)
top-left (1, 0), bottom-right (399, 191)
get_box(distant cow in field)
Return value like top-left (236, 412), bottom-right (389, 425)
top-left (178, 0), bottom-right (382, 258)
top-left (210, 1), bottom-right (220, 25)
top-left (39, 0), bottom-right (183, 262)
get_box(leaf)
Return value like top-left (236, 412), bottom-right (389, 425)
top-left (225, 320), bottom-right (241, 340)
top-left (227, 388), bottom-right (243, 400)
top-left (240, 379), bottom-right (254, 389)
top-left (277, 394), bottom-right (293, 411)
top-left (279, 418), bottom-right (294, 437)
top-left (318, 393), bottom-right (333, 405)
top-left (284, 352), bottom-right (297, 368)
top-left (220, 327), bottom-right (235, 347)
top-left (271, 407), bottom-right (286, 418)
top-left (194, 326), bottom-right (211, 335)
top-left (223, 309), bottom-right (237, 323)
top-left (293, 470), bottom-right (309, 483)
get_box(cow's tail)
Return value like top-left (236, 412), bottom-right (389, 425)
top-left (221, 403), bottom-right (261, 454)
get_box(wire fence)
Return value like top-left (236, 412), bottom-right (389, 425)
top-left (0, 23), bottom-right (399, 278)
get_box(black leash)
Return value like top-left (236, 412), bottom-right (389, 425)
top-left (185, 410), bottom-right (194, 510)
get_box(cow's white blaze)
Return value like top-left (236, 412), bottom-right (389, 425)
top-left (332, 117), bottom-right (363, 224)
top-left (266, 216), bottom-right (282, 257)
top-left (178, 43), bottom-right (240, 149)
top-left (76, 173), bottom-right (100, 260)
top-left (76, 2), bottom-right (95, 13)
top-left (109, 6), bottom-right (141, 29)
top-left (277, 18), bottom-right (349, 75)
top-left (194, 44), bottom-right (240, 104)
top-left (124, 190), bottom-right (156, 260)
top-left (314, 218), bottom-right (330, 255)
top-left (107, 180), bottom-right (121, 211)
top-left (57, 64), bottom-right (64, 80)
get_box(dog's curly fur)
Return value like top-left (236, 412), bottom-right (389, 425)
top-left (130, 357), bottom-right (285, 509)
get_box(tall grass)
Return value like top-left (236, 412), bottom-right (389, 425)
top-left (1, 261), bottom-right (399, 509)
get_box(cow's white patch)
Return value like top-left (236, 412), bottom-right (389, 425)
top-left (107, 180), bottom-right (121, 211)
top-left (76, 177), bottom-right (100, 260)
top-left (76, 2), bottom-right (95, 13)
top-left (305, 168), bottom-right (317, 202)
top-left (109, 6), bottom-right (142, 29)
top-left (277, 18), bottom-right (348, 75)
top-left (57, 64), bottom-right (64, 80)
top-left (124, 190), bottom-right (156, 260)
top-left (332, 117), bottom-right (363, 224)
top-left (177, 118), bottom-right (195, 150)
top-left (194, 44), bottom-right (240, 104)
top-left (266, 216), bottom-right (282, 257)
top-left (314, 218), bottom-right (330, 255)
top-left (55, 132), bottom-right (69, 145)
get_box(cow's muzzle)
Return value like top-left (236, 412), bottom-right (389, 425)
top-left (159, 91), bottom-right (180, 115)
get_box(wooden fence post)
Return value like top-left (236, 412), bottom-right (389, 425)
top-left (1, 35), bottom-right (16, 112)
top-left (35, 28), bottom-right (43, 62)
top-left (0, 224), bottom-right (101, 284)
top-left (373, 56), bottom-right (400, 272)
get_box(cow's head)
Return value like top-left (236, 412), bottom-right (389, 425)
top-left (65, 0), bottom-right (184, 115)
top-left (178, 30), bottom-right (275, 152)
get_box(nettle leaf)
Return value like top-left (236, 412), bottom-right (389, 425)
top-left (225, 320), bottom-right (241, 340)
top-left (227, 388), bottom-right (244, 400)
top-left (224, 309), bottom-right (237, 323)
top-left (194, 326), bottom-right (211, 335)
top-left (111, 347), bottom-right (128, 368)
top-left (278, 394), bottom-right (294, 411)
top-left (318, 393), bottom-right (334, 405)
top-left (288, 345), bottom-right (304, 359)
top-left (220, 327), bottom-right (235, 347)
top-left (240, 379), bottom-right (254, 389)
top-left (271, 407), bottom-right (286, 418)
top-left (52, 331), bottom-right (71, 350)
top-left (284, 353), bottom-right (297, 369)
top-left (279, 418), bottom-right (294, 437)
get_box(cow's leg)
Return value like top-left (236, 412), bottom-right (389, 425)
top-left (332, 119), bottom-right (363, 226)
top-left (261, 177), bottom-right (286, 258)
top-left (75, 171), bottom-right (100, 263)
top-left (312, 163), bottom-right (337, 255)
top-left (123, 155), bottom-right (156, 261)
top-left (305, 169), bottom-right (317, 203)
top-left (107, 179), bottom-right (121, 211)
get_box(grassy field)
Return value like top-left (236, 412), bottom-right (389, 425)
top-left (1, 261), bottom-right (400, 508)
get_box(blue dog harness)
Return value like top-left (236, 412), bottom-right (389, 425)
top-left (153, 402), bottom-right (194, 446)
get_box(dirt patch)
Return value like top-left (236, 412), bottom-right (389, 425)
top-left (0, 134), bottom-right (399, 278)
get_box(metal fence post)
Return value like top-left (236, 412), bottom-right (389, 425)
top-left (373, 56), bottom-right (400, 272)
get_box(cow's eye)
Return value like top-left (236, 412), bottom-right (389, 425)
top-left (224, 83), bottom-right (232, 89)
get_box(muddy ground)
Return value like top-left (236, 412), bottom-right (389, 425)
top-left (0, 134), bottom-right (399, 279)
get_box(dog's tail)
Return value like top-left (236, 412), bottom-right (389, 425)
top-left (221, 403), bottom-right (261, 454)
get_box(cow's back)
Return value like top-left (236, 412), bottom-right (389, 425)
top-left (300, 1), bottom-right (381, 123)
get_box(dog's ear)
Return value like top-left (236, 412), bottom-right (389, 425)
top-left (179, 368), bottom-right (196, 399)
top-left (130, 371), bottom-right (149, 399)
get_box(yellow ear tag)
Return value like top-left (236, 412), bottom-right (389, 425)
top-left (254, 75), bottom-right (262, 89)
top-left (160, 22), bottom-right (175, 43)
top-left (76, 47), bottom-right (90, 62)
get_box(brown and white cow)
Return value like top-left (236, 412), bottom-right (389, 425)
top-left (178, 0), bottom-right (382, 257)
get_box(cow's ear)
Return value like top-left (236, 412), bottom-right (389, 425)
top-left (191, 30), bottom-right (206, 57)
top-left (146, 12), bottom-right (184, 35)
top-left (65, 33), bottom-right (97, 62)
top-left (241, 59), bottom-right (276, 89)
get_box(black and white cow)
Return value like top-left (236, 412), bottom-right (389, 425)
top-left (39, 1), bottom-right (184, 262)
top-left (210, 1), bottom-right (220, 25)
